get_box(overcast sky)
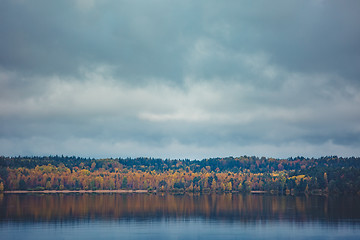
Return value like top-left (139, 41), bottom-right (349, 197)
top-left (1, 0), bottom-right (360, 159)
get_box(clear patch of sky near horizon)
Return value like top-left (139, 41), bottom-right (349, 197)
top-left (1, 0), bottom-right (360, 159)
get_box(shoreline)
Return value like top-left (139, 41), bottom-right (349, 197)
top-left (250, 191), bottom-right (267, 194)
top-left (1, 190), bottom-right (336, 196)
top-left (3, 190), bottom-right (150, 194)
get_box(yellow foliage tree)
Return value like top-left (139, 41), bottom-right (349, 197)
top-left (226, 182), bottom-right (232, 191)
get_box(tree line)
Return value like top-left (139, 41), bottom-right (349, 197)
top-left (0, 155), bottom-right (359, 194)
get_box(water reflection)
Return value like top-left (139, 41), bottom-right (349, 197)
top-left (0, 193), bottom-right (359, 223)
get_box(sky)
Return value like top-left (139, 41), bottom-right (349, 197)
top-left (1, 0), bottom-right (360, 159)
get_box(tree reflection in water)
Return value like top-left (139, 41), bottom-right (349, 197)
top-left (0, 193), bottom-right (359, 223)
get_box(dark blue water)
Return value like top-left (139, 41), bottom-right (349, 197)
top-left (1, 194), bottom-right (359, 239)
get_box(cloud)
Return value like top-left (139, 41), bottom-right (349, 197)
top-left (1, 64), bottom-right (360, 158)
top-left (75, 0), bottom-right (96, 11)
top-left (0, 1), bottom-right (360, 158)
top-left (2, 1), bottom-right (360, 82)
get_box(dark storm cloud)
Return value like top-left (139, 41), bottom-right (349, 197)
top-left (2, 1), bottom-right (359, 82)
top-left (0, 0), bottom-right (194, 81)
top-left (0, 0), bottom-right (360, 158)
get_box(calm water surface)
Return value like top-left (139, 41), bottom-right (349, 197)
top-left (1, 193), bottom-right (359, 239)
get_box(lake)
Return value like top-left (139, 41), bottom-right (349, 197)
top-left (1, 193), bottom-right (359, 239)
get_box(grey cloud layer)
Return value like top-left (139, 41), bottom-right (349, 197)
top-left (2, 1), bottom-right (360, 81)
top-left (1, 0), bottom-right (360, 158)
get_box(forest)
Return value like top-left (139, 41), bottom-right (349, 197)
top-left (0, 155), bottom-right (359, 195)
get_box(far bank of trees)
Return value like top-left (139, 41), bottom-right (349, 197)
top-left (0, 156), bottom-right (359, 194)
